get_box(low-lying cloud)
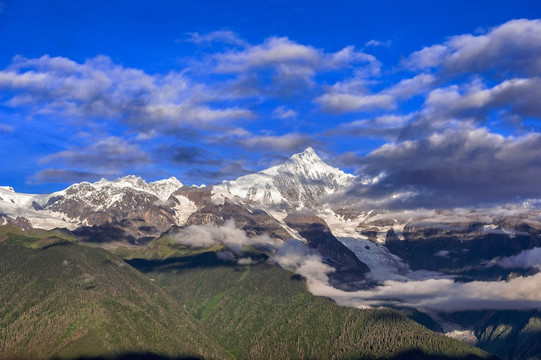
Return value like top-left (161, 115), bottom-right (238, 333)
top-left (274, 236), bottom-right (541, 312)
top-left (274, 239), bottom-right (335, 285)
top-left (170, 218), bottom-right (541, 312)
top-left (316, 273), bottom-right (541, 312)
top-left (171, 219), bottom-right (278, 254)
top-left (497, 247), bottom-right (541, 269)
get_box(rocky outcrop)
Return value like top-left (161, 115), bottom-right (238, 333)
top-left (284, 213), bottom-right (371, 289)
top-left (0, 214), bottom-right (33, 231)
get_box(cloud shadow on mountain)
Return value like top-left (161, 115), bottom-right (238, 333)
top-left (126, 252), bottom-right (268, 274)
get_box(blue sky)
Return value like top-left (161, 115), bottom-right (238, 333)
top-left (1, 0), bottom-right (540, 208)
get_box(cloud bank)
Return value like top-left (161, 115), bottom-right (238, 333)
top-left (498, 247), bottom-right (541, 269)
top-left (170, 220), bottom-right (541, 312)
top-left (339, 127), bottom-right (541, 208)
top-left (171, 219), bottom-right (278, 254)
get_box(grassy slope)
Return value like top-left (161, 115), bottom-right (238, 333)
top-left (129, 252), bottom-right (494, 360)
top-left (0, 231), bottom-right (230, 360)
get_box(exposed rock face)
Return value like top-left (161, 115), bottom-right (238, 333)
top-left (22, 176), bottom-right (186, 242)
top-left (184, 192), bottom-right (292, 241)
top-left (284, 213), bottom-right (370, 289)
top-left (385, 222), bottom-right (541, 280)
top-left (0, 214), bottom-right (33, 231)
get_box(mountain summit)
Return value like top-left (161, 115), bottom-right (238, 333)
top-left (0, 147), bottom-right (354, 232)
top-left (213, 147), bottom-right (355, 208)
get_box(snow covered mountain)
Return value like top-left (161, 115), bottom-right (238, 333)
top-left (212, 147), bottom-right (355, 208)
top-left (2, 147), bottom-right (540, 245)
top-left (2, 147), bottom-right (541, 278)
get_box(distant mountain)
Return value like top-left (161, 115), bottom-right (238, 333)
top-left (3, 147), bottom-right (541, 284)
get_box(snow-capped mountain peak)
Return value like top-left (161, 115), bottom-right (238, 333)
top-left (63, 175), bottom-right (183, 201)
top-left (289, 146), bottom-right (319, 163)
top-left (213, 147), bottom-right (355, 208)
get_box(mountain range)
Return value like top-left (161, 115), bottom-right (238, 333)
top-left (1, 147), bottom-right (540, 359)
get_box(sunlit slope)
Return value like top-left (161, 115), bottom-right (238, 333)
top-left (0, 230), bottom-right (230, 360)
top-left (130, 253), bottom-right (495, 360)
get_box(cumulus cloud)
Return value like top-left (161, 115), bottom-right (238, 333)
top-left (0, 55), bottom-right (252, 134)
top-left (316, 74), bottom-right (435, 114)
top-left (424, 77), bottom-right (541, 119)
top-left (185, 160), bottom-right (254, 183)
top-left (171, 219), bottom-right (278, 254)
top-left (403, 19), bottom-right (541, 76)
top-left (271, 237), bottom-right (541, 312)
top-left (30, 136), bottom-right (152, 184)
top-left (386, 74), bottom-right (437, 99)
top-left (170, 221), bottom-right (335, 285)
top-left (166, 215), bottom-right (541, 312)
top-left (213, 37), bottom-right (379, 74)
top-left (321, 19), bottom-right (541, 120)
top-left (498, 247), bottom-right (541, 269)
top-left (158, 144), bottom-right (220, 166)
top-left (207, 37), bottom-right (380, 98)
top-left (31, 169), bottom-right (107, 183)
top-left (327, 114), bottom-right (414, 139)
top-left (316, 93), bottom-right (395, 113)
top-left (339, 127), bottom-right (541, 208)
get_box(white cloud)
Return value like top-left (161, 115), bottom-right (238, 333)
top-left (315, 93), bottom-right (395, 113)
top-left (336, 127), bottom-right (541, 208)
top-left (425, 77), bottom-right (541, 118)
top-left (403, 19), bottom-right (541, 76)
top-left (238, 133), bottom-right (318, 153)
top-left (185, 30), bottom-right (249, 47)
top-left (274, 239), bottom-right (335, 286)
top-left (213, 37), bottom-right (321, 73)
top-left (385, 74), bottom-right (436, 99)
top-left (0, 55), bottom-right (253, 133)
top-left (316, 74), bottom-right (435, 114)
top-left (167, 215), bottom-right (541, 312)
top-left (210, 37), bottom-right (380, 93)
top-left (297, 260), bottom-right (541, 311)
top-left (365, 39), bottom-right (391, 48)
top-left (272, 106), bottom-right (298, 119)
top-left (171, 219), bottom-right (278, 254)
top-left (498, 247), bottom-right (541, 269)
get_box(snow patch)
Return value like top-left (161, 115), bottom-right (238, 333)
top-left (171, 195), bottom-right (197, 226)
top-left (337, 237), bottom-right (410, 280)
